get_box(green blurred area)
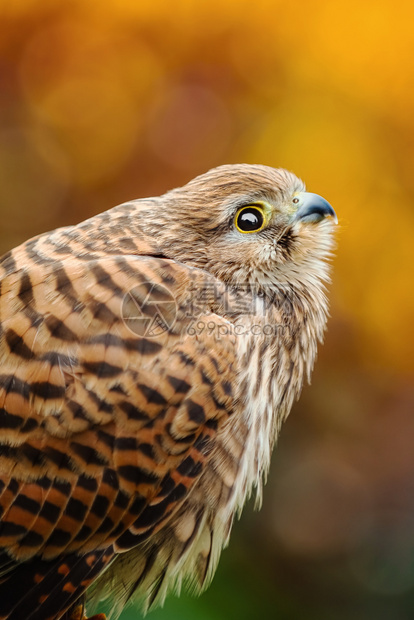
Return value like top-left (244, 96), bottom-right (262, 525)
top-left (1, 1), bottom-right (414, 618)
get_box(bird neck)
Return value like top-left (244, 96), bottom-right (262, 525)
top-left (222, 276), bottom-right (329, 508)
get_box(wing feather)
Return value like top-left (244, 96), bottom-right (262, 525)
top-left (0, 252), bottom-right (237, 618)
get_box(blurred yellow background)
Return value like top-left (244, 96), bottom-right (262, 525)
top-left (1, 1), bottom-right (413, 618)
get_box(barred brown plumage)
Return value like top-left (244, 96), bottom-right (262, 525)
top-left (0, 164), bottom-right (337, 619)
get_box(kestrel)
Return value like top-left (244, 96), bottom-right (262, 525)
top-left (0, 164), bottom-right (337, 619)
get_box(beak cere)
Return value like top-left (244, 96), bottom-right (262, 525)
top-left (294, 192), bottom-right (338, 224)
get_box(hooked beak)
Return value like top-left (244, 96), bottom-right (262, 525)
top-left (293, 192), bottom-right (338, 225)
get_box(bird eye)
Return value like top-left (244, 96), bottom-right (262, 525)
top-left (292, 197), bottom-right (300, 204)
top-left (235, 206), bottom-right (265, 233)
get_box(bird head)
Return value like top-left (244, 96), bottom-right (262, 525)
top-left (135, 164), bottom-right (337, 298)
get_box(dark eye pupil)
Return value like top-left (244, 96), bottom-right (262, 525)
top-left (237, 208), bottom-right (264, 232)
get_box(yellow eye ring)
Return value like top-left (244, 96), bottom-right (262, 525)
top-left (234, 205), bottom-right (266, 234)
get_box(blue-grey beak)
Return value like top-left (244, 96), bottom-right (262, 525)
top-left (294, 192), bottom-right (338, 224)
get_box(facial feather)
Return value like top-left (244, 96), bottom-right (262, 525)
top-left (132, 164), bottom-right (334, 295)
